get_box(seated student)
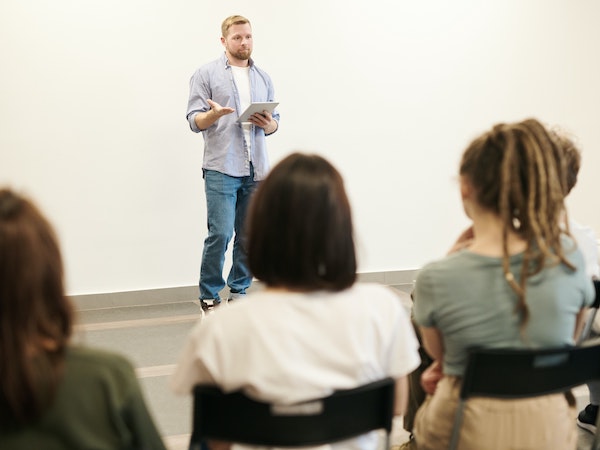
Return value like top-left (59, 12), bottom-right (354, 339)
top-left (397, 125), bottom-right (600, 450)
top-left (554, 130), bottom-right (600, 432)
top-left (554, 129), bottom-right (600, 281)
top-left (171, 152), bottom-right (421, 450)
top-left (0, 188), bottom-right (167, 450)
top-left (411, 119), bottom-right (595, 450)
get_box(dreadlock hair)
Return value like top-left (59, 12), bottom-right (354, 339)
top-left (459, 118), bottom-right (573, 329)
top-left (549, 128), bottom-right (581, 196)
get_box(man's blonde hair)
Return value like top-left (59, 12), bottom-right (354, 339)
top-left (221, 15), bottom-right (251, 37)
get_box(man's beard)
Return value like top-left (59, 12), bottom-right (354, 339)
top-left (231, 48), bottom-right (251, 60)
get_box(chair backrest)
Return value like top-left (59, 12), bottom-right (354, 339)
top-left (460, 343), bottom-right (600, 401)
top-left (448, 343), bottom-right (600, 450)
top-left (188, 377), bottom-right (395, 449)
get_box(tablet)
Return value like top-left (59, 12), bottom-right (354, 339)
top-left (237, 102), bottom-right (279, 123)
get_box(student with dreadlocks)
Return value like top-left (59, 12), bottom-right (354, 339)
top-left (411, 118), bottom-right (595, 450)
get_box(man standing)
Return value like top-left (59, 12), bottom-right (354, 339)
top-left (186, 15), bottom-right (279, 311)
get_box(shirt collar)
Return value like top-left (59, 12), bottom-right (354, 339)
top-left (221, 51), bottom-right (254, 69)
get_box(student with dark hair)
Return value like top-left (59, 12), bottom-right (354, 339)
top-left (171, 153), bottom-right (420, 450)
top-left (411, 119), bottom-right (594, 450)
top-left (0, 188), bottom-right (166, 450)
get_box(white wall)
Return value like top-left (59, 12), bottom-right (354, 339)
top-left (1, 0), bottom-right (599, 295)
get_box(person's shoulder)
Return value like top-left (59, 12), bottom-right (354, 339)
top-left (568, 218), bottom-right (597, 236)
top-left (560, 232), bottom-right (586, 257)
top-left (66, 346), bottom-right (135, 376)
top-left (64, 347), bottom-right (143, 407)
top-left (249, 59), bottom-right (273, 76)
top-left (350, 282), bottom-right (400, 296)
top-left (420, 250), bottom-right (471, 273)
top-left (348, 284), bottom-right (414, 325)
top-left (568, 221), bottom-right (598, 251)
top-left (414, 251), bottom-right (477, 289)
top-left (349, 283), bottom-right (409, 307)
top-left (194, 55), bottom-right (225, 74)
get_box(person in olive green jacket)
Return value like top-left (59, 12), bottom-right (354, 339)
top-left (0, 188), bottom-right (167, 450)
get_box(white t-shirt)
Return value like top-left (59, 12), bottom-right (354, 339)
top-left (569, 218), bottom-right (600, 334)
top-left (171, 283), bottom-right (420, 450)
top-left (231, 65), bottom-right (252, 161)
top-left (569, 218), bottom-right (600, 278)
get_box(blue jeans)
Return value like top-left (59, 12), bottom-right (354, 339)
top-left (199, 166), bottom-right (258, 301)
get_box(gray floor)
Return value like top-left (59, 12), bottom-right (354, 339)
top-left (72, 282), bottom-right (596, 450)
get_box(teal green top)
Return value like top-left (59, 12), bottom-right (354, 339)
top-left (414, 239), bottom-right (595, 377)
top-left (0, 346), bottom-right (167, 450)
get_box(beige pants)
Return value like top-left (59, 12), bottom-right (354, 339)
top-left (413, 376), bottom-right (577, 450)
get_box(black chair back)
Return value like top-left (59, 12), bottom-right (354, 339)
top-left (461, 344), bottom-right (600, 400)
top-left (449, 343), bottom-right (600, 450)
top-left (188, 377), bottom-right (395, 449)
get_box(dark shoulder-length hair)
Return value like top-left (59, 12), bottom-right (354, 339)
top-left (0, 188), bottom-right (73, 425)
top-left (246, 153), bottom-right (357, 291)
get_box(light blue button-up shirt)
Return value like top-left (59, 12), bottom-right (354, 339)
top-left (186, 53), bottom-right (279, 181)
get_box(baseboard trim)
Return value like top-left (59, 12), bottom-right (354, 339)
top-left (69, 269), bottom-right (419, 311)
top-left (69, 285), bottom-right (199, 311)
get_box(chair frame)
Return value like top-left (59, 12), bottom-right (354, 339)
top-left (448, 342), bottom-right (600, 450)
top-left (188, 377), bottom-right (395, 449)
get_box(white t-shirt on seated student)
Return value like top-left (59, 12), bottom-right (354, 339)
top-left (171, 283), bottom-right (421, 450)
top-left (570, 218), bottom-right (600, 279)
top-left (570, 218), bottom-right (600, 333)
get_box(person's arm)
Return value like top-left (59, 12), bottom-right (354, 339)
top-left (419, 326), bottom-right (444, 361)
top-left (394, 375), bottom-right (409, 416)
top-left (420, 360), bottom-right (443, 395)
top-left (250, 68), bottom-right (279, 135)
top-left (248, 110), bottom-right (278, 135)
top-left (193, 99), bottom-right (235, 130)
top-left (170, 322), bottom-right (220, 395)
top-left (418, 327), bottom-right (445, 395)
top-left (574, 307), bottom-right (590, 341)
